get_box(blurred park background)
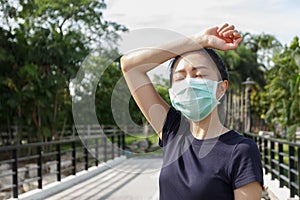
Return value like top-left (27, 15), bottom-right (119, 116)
top-left (0, 0), bottom-right (299, 144)
top-left (0, 0), bottom-right (299, 199)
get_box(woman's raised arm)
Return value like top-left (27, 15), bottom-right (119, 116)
top-left (120, 23), bottom-right (241, 138)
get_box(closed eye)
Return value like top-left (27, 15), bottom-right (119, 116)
top-left (195, 73), bottom-right (207, 78)
top-left (173, 73), bottom-right (185, 82)
top-left (174, 77), bottom-right (184, 82)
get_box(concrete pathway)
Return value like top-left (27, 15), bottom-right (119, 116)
top-left (46, 156), bottom-right (163, 200)
top-left (19, 155), bottom-right (294, 200)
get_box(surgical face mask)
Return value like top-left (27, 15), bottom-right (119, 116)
top-left (169, 78), bottom-right (223, 122)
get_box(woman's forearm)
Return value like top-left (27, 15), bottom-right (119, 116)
top-left (120, 24), bottom-right (242, 74)
top-left (120, 34), bottom-right (207, 73)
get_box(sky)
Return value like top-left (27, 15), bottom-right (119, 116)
top-left (103, 0), bottom-right (300, 79)
top-left (103, 0), bottom-right (300, 45)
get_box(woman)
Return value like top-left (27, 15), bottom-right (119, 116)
top-left (121, 24), bottom-right (263, 200)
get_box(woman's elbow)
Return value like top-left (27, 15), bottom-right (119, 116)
top-left (120, 55), bottom-right (131, 73)
top-left (120, 53), bottom-right (147, 74)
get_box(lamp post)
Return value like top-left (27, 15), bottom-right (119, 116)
top-left (242, 77), bottom-right (256, 133)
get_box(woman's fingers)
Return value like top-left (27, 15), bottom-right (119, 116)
top-left (234, 37), bottom-right (243, 45)
top-left (205, 23), bottom-right (242, 50)
top-left (233, 30), bottom-right (242, 39)
top-left (218, 25), bottom-right (241, 44)
top-left (217, 23), bottom-right (229, 33)
top-left (222, 29), bottom-right (235, 37)
top-left (223, 30), bottom-right (241, 40)
top-left (222, 37), bottom-right (243, 50)
top-left (218, 24), bottom-right (235, 35)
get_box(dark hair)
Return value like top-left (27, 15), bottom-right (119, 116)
top-left (168, 48), bottom-right (228, 86)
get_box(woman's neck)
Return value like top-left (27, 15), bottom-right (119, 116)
top-left (190, 111), bottom-right (229, 140)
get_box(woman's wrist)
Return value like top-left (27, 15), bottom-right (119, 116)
top-left (189, 33), bottom-right (208, 50)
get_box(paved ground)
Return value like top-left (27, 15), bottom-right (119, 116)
top-left (39, 155), bottom-right (291, 200)
top-left (46, 156), bottom-right (163, 200)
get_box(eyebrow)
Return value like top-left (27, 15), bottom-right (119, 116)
top-left (174, 66), bottom-right (209, 73)
top-left (194, 66), bottom-right (209, 70)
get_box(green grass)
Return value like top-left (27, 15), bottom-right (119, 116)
top-left (124, 133), bottom-right (159, 146)
top-left (124, 133), bottom-right (163, 157)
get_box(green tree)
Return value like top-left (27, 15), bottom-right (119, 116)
top-left (218, 33), bottom-right (282, 89)
top-left (0, 0), bottom-right (127, 144)
top-left (217, 33), bottom-right (283, 132)
top-left (219, 44), bottom-right (265, 88)
top-left (262, 37), bottom-right (300, 141)
top-left (152, 74), bottom-right (171, 105)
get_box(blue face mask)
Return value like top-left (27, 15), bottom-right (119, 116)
top-left (169, 78), bottom-right (223, 122)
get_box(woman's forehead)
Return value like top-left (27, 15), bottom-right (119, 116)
top-left (173, 51), bottom-right (216, 72)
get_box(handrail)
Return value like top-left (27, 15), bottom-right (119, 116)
top-left (0, 127), bottom-right (125, 199)
top-left (244, 132), bottom-right (300, 198)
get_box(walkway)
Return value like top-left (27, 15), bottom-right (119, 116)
top-left (19, 155), bottom-right (294, 200)
top-left (46, 156), bottom-right (162, 200)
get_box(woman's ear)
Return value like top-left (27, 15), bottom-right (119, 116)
top-left (217, 80), bottom-right (228, 100)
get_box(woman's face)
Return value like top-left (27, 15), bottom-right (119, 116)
top-left (172, 51), bottom-right (220, 83)
top-left (171, 51), bottom-right (228, 99)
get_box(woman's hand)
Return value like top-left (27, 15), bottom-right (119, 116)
top-left (198, 23), bottom-right (242, 51)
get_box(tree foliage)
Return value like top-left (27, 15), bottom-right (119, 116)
top-left (1, 1), bottom-right (299, 145)
top-left (0, 0), bottom-right (127, 144)
top-left (261, 37), bottom-right (300, 140)
top-left (218, 32), bottom-right (282, 89)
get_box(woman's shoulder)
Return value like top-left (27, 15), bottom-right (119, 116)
top-left (230, 132), bottom-right (260, 158)
top-left (220, 130), bottom-right (259, 152)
